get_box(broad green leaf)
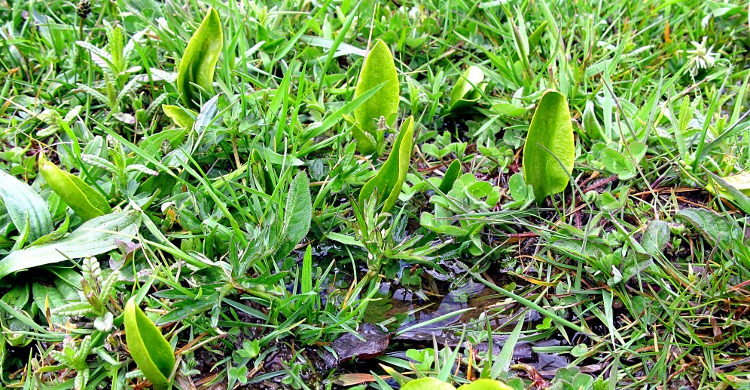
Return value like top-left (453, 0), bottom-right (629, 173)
top-left (353, 39), bottom-right (399, 155)
top-left (177, 7), bottom-right (223, 109)
top-left (0, 169), bottom-right (53, 242)
top-left (124, 298), bottom-right (175, 390)
top-left (450, 65), bottom-right (486, 110)
top-left (601, 147), bottom-right (636, 180)
top-left (457, 379), bottom-right (515, 390)
top-left (39, 155), bottom-right (112, 221)
top-left (439, 160), bottom-right (462, 193)
top-left (0, 212), bottom-right (139, 280)
top-left (162, 104), bottom-right (196, 128)
top-left (359, 116), bottom-right (415, 213)
top-left (508, 173), bottom-right (527, 201)
top-left (641, 220), bottom-right (670, 259)
top-left (676, 208), bottom-right (741, 245)
top-left (401, 377), bottom-right (455, 390)
top-left (276, 172), bottom-right (312, 258)
top-left (522, 90), bottom-right (574, 202)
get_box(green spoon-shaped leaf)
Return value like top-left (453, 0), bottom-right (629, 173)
top-left (353, 39), bottom-right (400, 155)
top-left (457, 379), bottom-right (515, 390)
top-left (162, 104), bottom-right (196, 129)
top-left (450, 65), bottom-right (485, 111)
top-left (0, 170), bottom-right (53, 243)
top-left (359, 116), bottom-right (414, 213)
top-left (439, 159), bottom-right (462, 193)
top-left (522, 90), bottom-right (574, 202)
top-left (177, 7), bottom-right (223, 109)
top-left (124, 298), bottom-right (175, 390)
top-left (39, 155), bottom-right (112, 221)
top-left (402, 377), bottom-right (456, 390)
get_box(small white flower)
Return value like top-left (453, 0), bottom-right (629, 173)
top-left (686, 37), bottom-right (720, 75)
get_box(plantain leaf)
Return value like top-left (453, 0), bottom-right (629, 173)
top-left (276, 172), bottom-right (312, 258)
top-left (177, 7), bottom-right (223, 109)
top-left (522, 90), bottom-right (575, 202)
top-left (124, 298), bottom-right (175, 390)
top-left (0, 211), bottom-right (139, 280)
top-left (39, 154), bottom-right (112, 221)
top-left (353, 39), bottom-right (400, 155)
top-left (450, 65), bottom-right (486, 111)
top-left (162, 104), bottom-right (196, 128)
top-left (359, 116), bottom-right (415, 213)
top-left (0, 170), bottom-right (53, 242)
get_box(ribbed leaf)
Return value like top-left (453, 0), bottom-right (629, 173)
top-left (0, 212), bottom-right (139, 280)
top-left (177, 7), bottom-right (223, 109)
top-left (0, 170), bottom-right (53, 242)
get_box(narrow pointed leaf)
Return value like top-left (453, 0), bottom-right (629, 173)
top-left (0, 170), bottom-right (53, 242)
top-left (39, 155), bottom-right (112, 221)
top-left (177, 7), bottom-right (223, 109)
top-left (124, 298), bottom-right (175, 390)
top-left (353, 39), bottom-right (399, 155)
top-left (359, 116), bottom-right (414, 213)
top-left (522, 90), bottom-right (574, 202)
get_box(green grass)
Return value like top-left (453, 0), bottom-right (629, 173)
top-left (1, 0), bottom-right (750, 389)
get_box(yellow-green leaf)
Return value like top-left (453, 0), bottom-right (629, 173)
top-left (359, 116), bottom-right (414, 213)
top-left (522, 90), bottom-right (574, 202)
top-left (450, 66), bottom-right (485, 111)
top-left (39, 155), bottom-right (112, 221)
top-left (353, 39), bottom-right (399, 155)
top-left (401, 378), bottom-right (456, 390)
top-left (457, 379), bottom-right (515, 390)
top-left (162, 104), bottom-right (196, 128)
top-left (124, 298), bottom-right (175, 390)
top-left (707, 171), bottom-right (750, 197)
top-left (177, 7), bottom-right (223, 109)
top-left (0, 170), bottom-right (53, 243)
